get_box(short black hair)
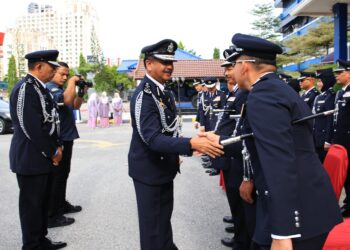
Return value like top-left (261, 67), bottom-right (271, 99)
top-left (58, 61), bottom-right (69, 68)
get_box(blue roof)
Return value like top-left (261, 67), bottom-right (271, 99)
top-left (175, 49), bottom-right (201, 60)
top-left (117, 60), bottom-right (138, 73)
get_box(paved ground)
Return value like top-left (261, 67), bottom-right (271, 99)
top-left (0, 122), bottom-right (232, 250)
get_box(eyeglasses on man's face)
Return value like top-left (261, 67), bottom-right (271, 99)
top-left (231, 60), bottom-right (256, 67)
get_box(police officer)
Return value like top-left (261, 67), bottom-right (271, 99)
top-left (46, 62), bottom-right (85, 228)
top-left (193, 79), bottom-right (204, 130)
top-left (212, 49), bottom-right (251, 249)
top-left (333, 59), bottom-right (350, 217)
top-left (207, 33), bottom-right (342, 249)
top-left (128, 39), bottom-right (224, 250)
top-left (312, 70), bottom-right (336, 162)
top-left (9, 50), bottom-right (67, 249)
top-left (298, 71), bottom-right (320, 109)
top-left (201, 77), bottom-right (226, 176)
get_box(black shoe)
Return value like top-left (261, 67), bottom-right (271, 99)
top-left (205, 169), bottom-right (214, 173)
top-left (202, 164), bottom-right (212, 169)
top-left (221, 237), bottom-right (234, 247)
top-left (223, 215), bottom-right (234, 223)
top-left (342, 209), bottom-right (350, 217)
top-left (61, 201), bottom-right (82, 214)
top-left (48, 215), bottom-right (75, 228)
top-left (41, 238), bottom-right (67, 249)
top-left (225, 225), bottom-right (234, 233)
top-left (209, 169), bottom-right (220, 176)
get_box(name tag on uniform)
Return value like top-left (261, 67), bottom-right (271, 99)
top-left (213, 96), bottom-right (221, 101)
top-left (227, 97), bottom-right (236, 102)
top-left (317, 100), bottom-right (325, 104)
top-left (304, 98), bottom-right (310, 102)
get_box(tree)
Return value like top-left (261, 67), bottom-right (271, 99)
top-left (94, 65), bottom-right (115, 93)
top-left (178, 41), bottom-right (185, 50)
top-left (213, 48), bottom-right (220, 59)
top-left (77, 53), bottom-right (92, 77)
top-left (250, 3), bottom-right (281, 41)
top-left (304, 22), bottom-right (334, 55)
top-left (90, 25), bottom-right (103, 72)
top-left (7, 55), bottom-right (18, 94)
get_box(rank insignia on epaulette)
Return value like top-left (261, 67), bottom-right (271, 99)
top-left (144, 82), bottom-right (152, 94)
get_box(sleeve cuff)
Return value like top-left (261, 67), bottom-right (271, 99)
top-left (271, 234), bottom-right (301, 240)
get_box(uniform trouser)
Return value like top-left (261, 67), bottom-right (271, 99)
top-left (133, 180), bottom-right (178, 250)
top-left (315, 146), bottom-right (327, 163)
top-left (48, 140), bottom-right (73, 217)
top-left (257, 233), bottom-right (329, 250)
top-left (223, 162), bottom-right (252, 249)
top-left (17, 173), bottom-right (51, 250)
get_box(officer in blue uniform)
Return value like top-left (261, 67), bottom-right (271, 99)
top-left (298, 71), bottom-right (320, 109)
top-left (128, 39), bottom-right (224, 250)
top-left (193, 79), bottom-right (204, 129)
top-left (9, 50), bottom-right (67, 249)
top-left (312, 70), bottom-right (336, 162)
top-left (333, 59), bottom-right (350, 217)
top-left (46, 62), bottom-right (85, 228)
top-left (211, 49), bottom-right (252, 249)
top-left (214, 33), bottom-right (342, 249)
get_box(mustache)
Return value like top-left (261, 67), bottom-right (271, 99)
top-left (163, 69), bottom-right (173, 74)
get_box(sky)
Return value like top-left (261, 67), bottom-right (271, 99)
top-left (1, 0), bottom-right (280, 60)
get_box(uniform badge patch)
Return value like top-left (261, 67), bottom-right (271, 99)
top-left (227, 97), bottom-right (236, 102)
top-left (213, 96), bottom-right (221, 101)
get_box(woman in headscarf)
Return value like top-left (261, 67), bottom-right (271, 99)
top-left (98, 91), bottom-right (110, 128)
top-left (112, 92), bottom-right (123, 126)
top-left (87, 92), bottom-right (99, 128)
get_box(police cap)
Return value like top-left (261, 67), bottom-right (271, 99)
top-left (203, 77), bottom-right (218, 88)
top-left (228, 33), bottom-right (283, 63)
top-left (25, 50), bottom-right (60, 67)
top-left (334, 59), bottom-right (350, 73)
top-left (298, 71), bottom-right (316, 81)
top-left (141, 39), bottom-right (177, 62)
top-left (221, 49), bottom-right (234, 67)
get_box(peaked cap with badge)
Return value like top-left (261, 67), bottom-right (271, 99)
top-left (334, 59), bottom-right (350, 73)
top-left (298, 71), bottom-right (316, 81)
top-left (141, 39), bottom-right (178, 62)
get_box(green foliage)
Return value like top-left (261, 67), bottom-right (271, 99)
top-left (213, 48), bottom-right (220, 59)
top-left (93, 65), bottom-right (135, 94)
top-left (77, 53), bottom-right (93, 77)
top-left (250, 3), bottom-right (281, 40)
top-left (178, 41), bottom-right (185, 50)
top-left (7, 55), bottom-right (18, 94)
top-left (279, 22), bottom-right (334, 66)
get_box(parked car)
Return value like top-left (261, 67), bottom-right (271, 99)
top-left (0, 99), bottom-right (13, 134)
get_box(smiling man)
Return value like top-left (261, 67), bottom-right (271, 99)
top-left (128, 39), bottom-right (224, 250)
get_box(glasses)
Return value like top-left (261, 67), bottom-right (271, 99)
top-left (232, 60), bottom-right (256, 67)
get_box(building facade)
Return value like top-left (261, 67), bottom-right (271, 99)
top-left (15, 0), bottom-right (100, 67)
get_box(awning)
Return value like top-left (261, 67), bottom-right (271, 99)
top-left (291, 0), bottom-right (350, 16)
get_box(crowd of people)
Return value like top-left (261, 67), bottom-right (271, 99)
top-left (87, 91), bottom-right (123, 128)
top-left (7, 33), bottom-right (350, 250)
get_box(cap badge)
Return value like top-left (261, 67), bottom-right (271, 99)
top-left (224, 51), bottom-right (229, 58)
top-left (167, 43), bottom-right (174, 53)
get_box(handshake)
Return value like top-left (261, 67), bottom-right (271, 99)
top-left (190, 131), bottom-right (224, 158)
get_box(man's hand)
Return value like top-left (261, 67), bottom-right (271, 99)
top-left (271, 238), bottom-right (293, 250)
top-left (190, 136), bottom-right (224, 158)
top-left (324, 143), bottom-right (331, 151)
top-left (198, 131), bottom-right (220, 145)
top-left (239, 180), bottom-right (255, 204)
top-left (194, 122), bottom-right (199, 129)
top-left (52, 147), bottom-right (62, 166)
top-left (199, 126), bottom-right (205, 132)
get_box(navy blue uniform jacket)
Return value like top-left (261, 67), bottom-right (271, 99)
top-left (128, 76), bottom-right (192, 185)
top-left (301, 87), bottom-right (320, 109)
top-left (312, 88), bottom-right (335, 147)
top-left (228, 73), bottom-right (342, 245)
top-left (333, 85), bottom-right (350, 151)
top-left (9, 74), bottom-right (60, 175)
